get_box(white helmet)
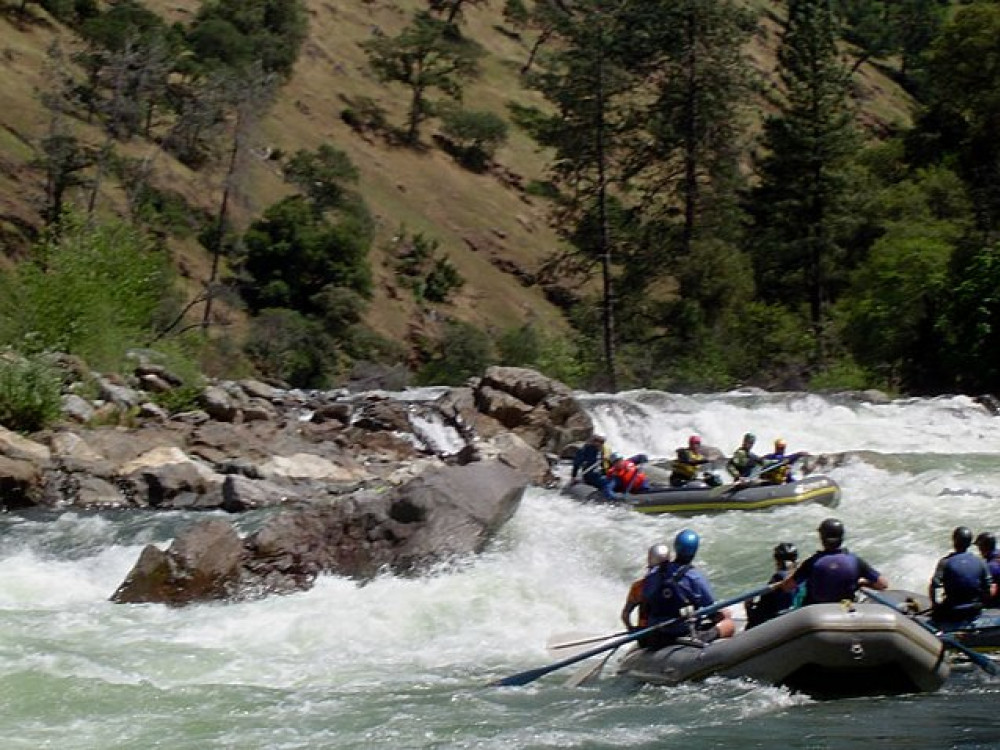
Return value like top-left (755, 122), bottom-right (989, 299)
top-left (647, 543), bottom-right (671, 567)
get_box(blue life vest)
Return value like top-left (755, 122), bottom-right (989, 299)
top-left (642, 563), bottom-right (694, 637)
top-left (803, 551), bottom-right (861, 604)
top-left (942, 551), bottom-right (987, 613)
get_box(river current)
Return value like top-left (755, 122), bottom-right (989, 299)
top-left (2, 389), bottom-right (999, 748)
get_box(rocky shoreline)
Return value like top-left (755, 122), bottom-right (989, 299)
top-left (0, 365), bottom-right (594, 606)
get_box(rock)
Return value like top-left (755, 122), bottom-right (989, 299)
top-left (199, 385), bottom-right (239, 422)
top-left (258, 452), bottom-right (369, 483)
top-left (96, 377), bottom-right (143, 410)
top-left (119, 446), bottom-right (223, 508)
top-left (0, 455), bottom-right (42, 509)
top-left (60, 394), bottom-right (96, 423)
top-left (472, 366), bottom-right (591, 454)
top-left (479, 431), bottom-right (554, 485)
top-left (239, 379), bottom-right (279, 401)
top-left (110, 460), bottom-right (527, 604)
top-left (0, 426), bottom-right (51, 464)
top-left (221, 474), bottom-right (299, 512)
top-left (111, 518), bottom-right (244, 605)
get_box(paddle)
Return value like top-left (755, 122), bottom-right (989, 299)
top-left (547, 630), bottom-right (630, 655)
top-left (563, 647), bottom-right (619, 688)
top-left (863, 587), bottom-right (998, 676)
top-left (488, 581), bottom-right (779, 688)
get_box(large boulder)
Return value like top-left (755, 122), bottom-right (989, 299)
top-left (109, 460), bottom-right (528, 605)
top-left (111, 518), bottom-right (245, 605)
top-left (473, 366), bottom-right (592, 454)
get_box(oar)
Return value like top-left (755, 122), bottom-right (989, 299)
top-left (563, 647), bottom-right (619, 688)
top-left (863, 587), bottom-right (998, 676)
top-left (488, 581), bottom-right (779, 688)
top-left (547, 630), bottom-right (630, 654)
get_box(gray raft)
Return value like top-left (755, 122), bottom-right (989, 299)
top-left (617, 601), bottom-right (950, 697)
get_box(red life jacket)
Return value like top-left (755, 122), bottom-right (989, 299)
top-left (611, 461), bottom-right (646, 492)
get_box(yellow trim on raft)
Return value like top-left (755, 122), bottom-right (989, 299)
top-left (628, 485), bottom-right (840, 515)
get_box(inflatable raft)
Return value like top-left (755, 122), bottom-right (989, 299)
top-left (875, 589), bottom-right (1000, 655)
top-left (562, 474), bottom-right (841, 516)
top-left (616, 600), bottom-right (950, 696)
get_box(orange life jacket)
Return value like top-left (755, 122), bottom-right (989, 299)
top-left (610, 460), bottom-right (646, 492)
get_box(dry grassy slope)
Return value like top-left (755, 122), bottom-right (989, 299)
top-left (0, 0), bottom-right (917, 358)
top-left (149, 0), bottom-right (571, 345)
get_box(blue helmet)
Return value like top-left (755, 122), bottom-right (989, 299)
top-left (674, 528), bottom-right (700, 563)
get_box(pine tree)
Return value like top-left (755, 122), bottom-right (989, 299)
top-left (746, 0), bottom-right (858, 362)
top-left (527, 0), bottom-right (643, 390)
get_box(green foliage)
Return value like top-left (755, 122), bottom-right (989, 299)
top-left (437, 106), bottom-right (509, 170)
top-left (416, 320), bottom-right (494, 385)
top-left (497, 324), bottom-right (541, 367)
top-left (240, 195), bottom-right (373, 315)
top-left (0, 215), bottom-right (174, 372)
top-left (497, 324), bottom-right (586, 387)
top-left (243, 308), bottom-right (333, 388)
top-left (80, 1), bottom-right (167, 52)
top-left (362, 10), bottom-right (482, 144)
top-left (125, 178), bottom-right (212, 238)
top-left (340, 95), bottom-right (389, 135)
top-left (0, 355), bottom-right (62, 433)
top-left (745, 0), bottom-right (858, 361)
top-left (808, 357), bottom-right (878, 392)
top-left (188, 0), bottom-right (308, 77)
top-left (937, 241), bottom-right (1000, 393)
top-left (391, 228), bottom-right (464, 303)
top-left (923, 3), bottom-right (1000, 232)
top-left (423, 256), bottom-right (464, 303)
top-left (283, 144), bottom-right (359, 212)
top-left (150, 382), bottom-right (203, 416)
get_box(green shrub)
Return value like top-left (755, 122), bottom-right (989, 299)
top-left (391, 229), bottom-right (464, 303)
top-left (151, 383), bottom-right (204, 415)
top-left (0, 214), bottom-right (176, 373)
top-left (244, 308), bottom-right (334, 388)
top-left (438, 106), bottom-right (509, 170)
top-left (0, 355), bottom-right (63, 433)
top-left (416, 320), bottom-right (494, 385)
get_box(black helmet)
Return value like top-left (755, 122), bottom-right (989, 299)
top-left (976, 531), bottom-right (997, 554)
top-left (818, 518), bottom-right (844, 548)
top-left (953, 526), bottom-right (974, 551)
top-left (773, 542), bottom-right (798, 563)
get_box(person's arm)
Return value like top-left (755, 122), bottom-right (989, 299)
top-left (622, 580), bottom-right (642, 629)
top-left (929, 558), bottom-right (945, 605)
top-left (780, 555), bottom-right (811, 592)
top-left (858, 558), bottom-right (889, 591)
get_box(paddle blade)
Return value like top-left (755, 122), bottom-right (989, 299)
top-left (942, 634), bottom-right (998, 676)
top-left (564, 648), bottom-right (619, 688)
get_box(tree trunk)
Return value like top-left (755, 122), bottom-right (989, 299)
top-left (595, 27), bottom-right (617, 392)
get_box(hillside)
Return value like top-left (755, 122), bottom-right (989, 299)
top-left (0, 0), bottom-right (918, 377)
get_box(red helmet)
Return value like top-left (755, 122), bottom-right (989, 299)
top-left (689, 435), bottom-right (702, 446)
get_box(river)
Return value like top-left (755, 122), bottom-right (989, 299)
top-left (2, 389), bottom-right (999, 748)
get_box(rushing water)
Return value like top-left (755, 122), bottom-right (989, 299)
top-left (2, 390), bottom-right (1000, 749)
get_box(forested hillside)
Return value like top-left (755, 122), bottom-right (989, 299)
top-left (0, 0), bottom-right (998, 409)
